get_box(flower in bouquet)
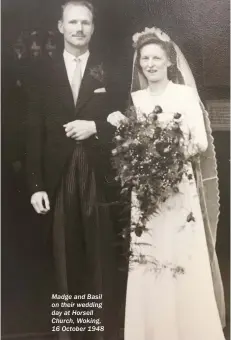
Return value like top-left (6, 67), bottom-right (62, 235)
top-left (112, 105), bottom-right (193, 237)
top-left (112, 105), bottom-right (196, 273)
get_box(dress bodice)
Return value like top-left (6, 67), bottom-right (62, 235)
top-left (132, 81), bottom-right (193, 117)
top-left (131, 81), bottom-right (208, 154)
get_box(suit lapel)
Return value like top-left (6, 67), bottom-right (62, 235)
top-left (52, 54), bottom-right (76, 119)
top-left (75, 54), bottom-right (100, 113)
top-left (51, 53), bottom-right (101, 118)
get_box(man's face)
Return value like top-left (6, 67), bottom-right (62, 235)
top-left (58, 4), bottom-right (94, 49)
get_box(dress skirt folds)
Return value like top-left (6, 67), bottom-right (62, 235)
top-left (52, 143), bottom-right (119, 340)
top-left (124, 83), bottom-right (225, 340)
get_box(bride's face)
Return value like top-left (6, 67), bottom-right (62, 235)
top-left (139, 43), bottom-right (171, 83)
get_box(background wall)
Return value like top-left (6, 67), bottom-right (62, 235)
top-left (2, 0), bottom-right (230, 338)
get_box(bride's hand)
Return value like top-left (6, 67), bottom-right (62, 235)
top-left (107, 111), bottom-right (128, 128)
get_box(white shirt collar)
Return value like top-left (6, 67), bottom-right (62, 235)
top-left (63, 49), bottom-right (90, 85)
top-left (63, 49), bottom-right (90, 64)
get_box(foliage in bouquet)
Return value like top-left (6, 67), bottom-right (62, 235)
top-left (112, 105), bottom-right (192, 238)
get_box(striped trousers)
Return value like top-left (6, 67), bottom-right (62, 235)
top-left (52, 144), bottom-right (120, 340)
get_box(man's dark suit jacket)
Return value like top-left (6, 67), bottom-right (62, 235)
top-left (26, 52), bottom-right (118, 204)
top-left (26, 52), bottom-right (130, 335)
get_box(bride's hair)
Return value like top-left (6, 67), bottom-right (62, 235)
top-left (135, 34), bottom-right (184, 84)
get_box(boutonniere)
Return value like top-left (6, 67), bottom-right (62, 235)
top-left (90, 63), bottom-right (105, 83)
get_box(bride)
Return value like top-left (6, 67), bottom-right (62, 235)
top-left (108, 28), bottom-right (226, 340)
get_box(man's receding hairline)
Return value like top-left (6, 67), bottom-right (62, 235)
top-left (61, 1), bottom-right (94, 20)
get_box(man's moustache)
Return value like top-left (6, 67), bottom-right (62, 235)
top-left (73, 34), bottom-right (85, 37)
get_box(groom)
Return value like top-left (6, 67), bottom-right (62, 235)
top-left (26, 1), bottom-right (127, 339)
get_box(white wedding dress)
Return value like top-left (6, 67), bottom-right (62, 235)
top-left (124, 81), bottom-right (225, 340)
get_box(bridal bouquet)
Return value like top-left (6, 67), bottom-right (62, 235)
top-left (112, 105), bottom-right (192, 238)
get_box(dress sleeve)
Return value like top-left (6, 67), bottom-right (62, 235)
top-left (183, 87), bottom-right (208, 156)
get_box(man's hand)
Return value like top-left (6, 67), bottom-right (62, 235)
top-left (107, 111), bottom-right (128, 128)
top-left (31, 191), bottom-right (50, 214)
top-left (63, 120), bottom-right (97, 141)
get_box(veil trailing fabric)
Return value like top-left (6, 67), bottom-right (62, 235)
top-left (131, 27), bottom-right (226, 328)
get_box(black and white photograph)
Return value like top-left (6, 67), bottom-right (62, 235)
top-left (2, 1), bottom-right (230, 340)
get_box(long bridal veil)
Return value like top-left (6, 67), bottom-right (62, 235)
top-left (130, 27), bottom-right (226, 328)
